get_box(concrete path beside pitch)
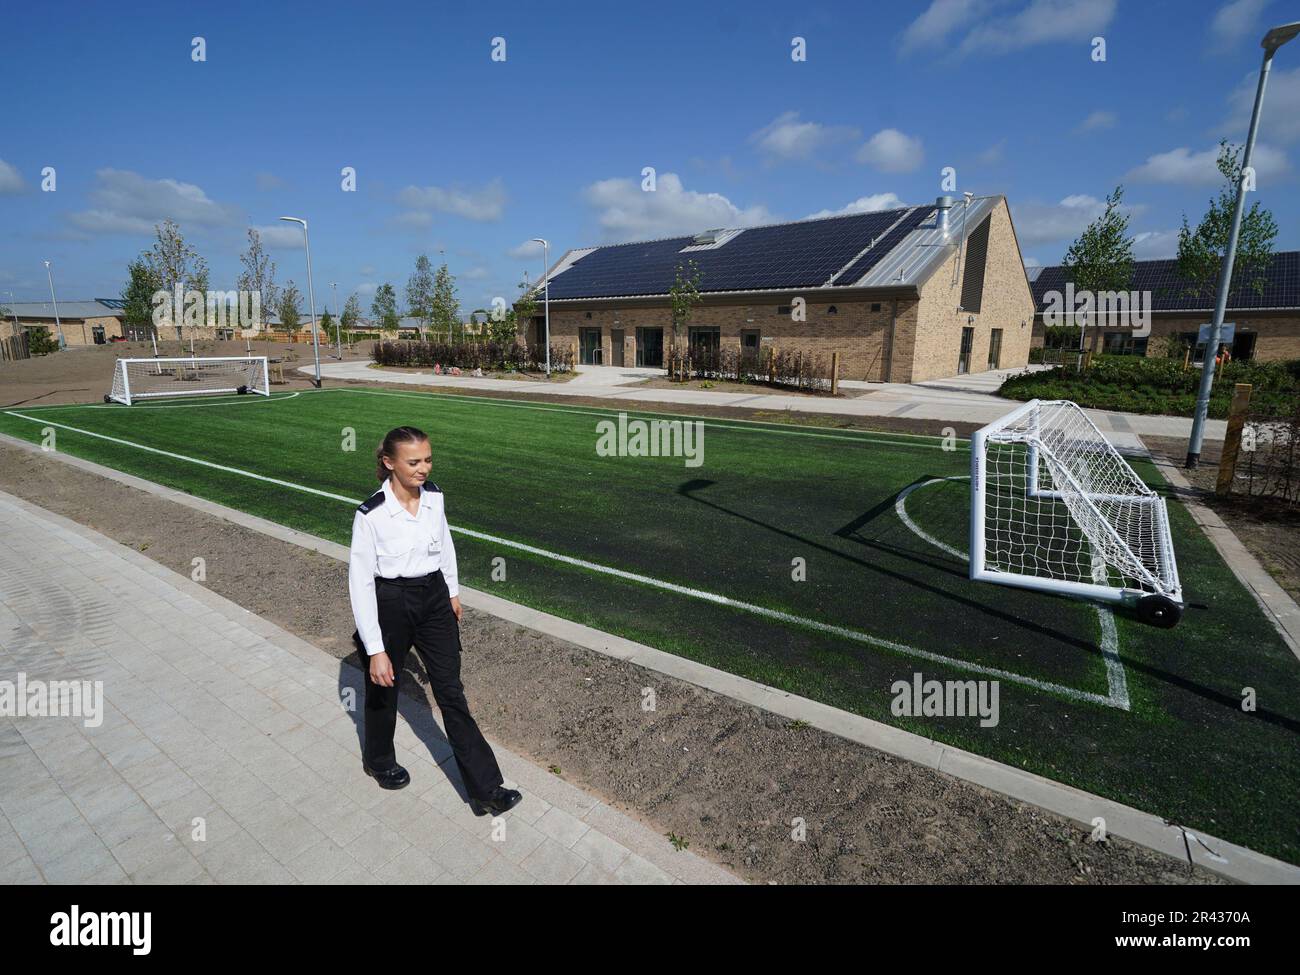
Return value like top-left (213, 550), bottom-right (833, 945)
top-left (0, 490), bottom-right (741, 885)
top-left (314, 361), bottom-right (1227, 448)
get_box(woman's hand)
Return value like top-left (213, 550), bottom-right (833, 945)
top-left (370, 651), bottom-right (395, 687)
top-left (449, 595), bottom-right (462, 622)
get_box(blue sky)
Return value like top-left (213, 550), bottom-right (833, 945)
top-left (2, 0), bottom-right (1297, 315)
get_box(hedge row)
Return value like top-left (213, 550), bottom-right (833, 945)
top-left (372, 340), bottom-right (574, 372)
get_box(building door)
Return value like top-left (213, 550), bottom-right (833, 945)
top-left (532, 317), bottom-right (546, 348)
top-left (1233, 331), bottom-right (1257, 361)
top-left (987, 328), bottom-right (1003, 369)
top-left (579, 327), bottom-right (603, 364)
top-left (957, 326), bottom-right (974, 374)
top-left (740, 329), bottom-right (761, 376)
top-left (610, 329), bottom-right (625, 367)
top-left (636, 327), bottom-right (663, 367)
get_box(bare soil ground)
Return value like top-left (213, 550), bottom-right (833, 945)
top-left (1144, 436), bottom-right (1300, 604)
top-left (0, 348), bottom-right (1229, 882)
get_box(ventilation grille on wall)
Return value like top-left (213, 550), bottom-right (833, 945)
top-left (961, 215), bottom-right (992, 314)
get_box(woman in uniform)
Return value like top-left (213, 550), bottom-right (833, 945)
top-left (348, 425), bottom-right (522, 817)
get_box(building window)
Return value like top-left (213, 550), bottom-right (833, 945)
top-left (776, 305), bottom-right (792, 316)
top-left (870, 303), bottom-right (881, 312)
top-left (1103, 332), bottom-right (1148, 356)
top-left (828, 306), bottom-right (838, 315)
top-left (688, 326), bottom-right (721, 357)
top-left (585, 312), bottom-right (592, 319)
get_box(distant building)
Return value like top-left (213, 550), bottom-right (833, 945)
top-left (0, 298), bottom-right (127, 346)
top-left (1030, 252), bottom-right (1300, 361)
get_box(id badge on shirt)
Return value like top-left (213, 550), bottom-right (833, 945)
top-left (428, 535), bottom-right (441, 556)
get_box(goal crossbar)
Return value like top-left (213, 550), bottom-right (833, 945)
top-left (970, 399), bottom-right (1182, 610)
top-left (108, 356), bottom-right (270, 406)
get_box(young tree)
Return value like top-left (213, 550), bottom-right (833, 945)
top-left (405, 254), bottom-right (435, 339)
top-left (278, 280), bottom-right (302, 332)
top-left (1176, 139), bottom-right (1279, 304)
top-left (121, 258), bottom-right (161, 339)
top-left (237, 228), bottom-right (278, 332)
top-left (341, 293), bottom-right (362, 338)
top-left (1060, 186), bottom-right (1134, 352)
top-left (319, 309), bottom-right (337, 344)
top-left (143, 219), bottom-right (208, 299)
top-left (371, 283), bottom-right (400, 334)
top-left (430, 264), bottom-right (460, 342)
top-left (669, 259), bottom-right (703, 344)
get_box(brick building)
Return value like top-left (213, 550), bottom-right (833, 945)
top-left (0, 298), bottom-right (128, 346)
top-left (1029, 251), bottom-right (1300, 362)
top-left (518, 196), bottom-right (1036, 383)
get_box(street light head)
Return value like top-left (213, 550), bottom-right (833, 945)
top-left (530, 238), bottom-right (548, 247)
top-left (279, 216), bottom-right (306, 226)
top-left (1263, 21), bottom-right (1300, 51)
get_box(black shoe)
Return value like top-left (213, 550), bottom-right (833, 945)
top-left (470, 786), bottom-right (523, 817)
top-left (363, 762), bottom-right (410, 790)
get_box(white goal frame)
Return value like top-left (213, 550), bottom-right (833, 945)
top-left (108, 356), bottom-right (270, 406)
top-left (970, 399), bottom-right (1183, 616)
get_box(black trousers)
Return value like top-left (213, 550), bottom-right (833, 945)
top-left (360, 570), bottom-right (503, 800)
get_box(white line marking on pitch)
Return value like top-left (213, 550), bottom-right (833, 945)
top-left (319, 384), bottom-right (967, 451)
top-left (895, 476), bottom-right (1130, 710)
top-left (3, 409), bottom-right (1073, 698)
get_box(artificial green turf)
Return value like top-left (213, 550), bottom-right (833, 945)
top-left (2, 385), bottom-right (1297, 864)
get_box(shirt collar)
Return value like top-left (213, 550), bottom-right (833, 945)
top-left (382, 475), bottom-right (434, 516)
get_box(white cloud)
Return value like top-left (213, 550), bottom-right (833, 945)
top-left (1223, 65), bottom-right (1300, 143)
top-left (1075, 109), bottom-right (1116, 132)
top-left (582, 172), bottom-right (774, 242)
top-left (66, 168), bottom-right (239, 235)
top-left (252, 223), bottom-right (307, 248)
top-left (255, 171), bottom-right (286, 191)
top-left (749, 111), bottom-right (859, 162)
top-left (396, 179), bottom-right (506, 222)
top-left (360, 265), bottom-right (376, 276)
top-left (1209, 0), bottom-right (1269, 48)
top-left (1131, 230), bottom-right (1180, 259)
top-left (0, 159), bottom-right (26, 194)
top-left (975, 139), bottom-right (1006, 165)
top-left (509, 239), bottom-right (545, 259)
top-left (900, 0), bottom-right (987, 53)
top-left (1011, 195), bottom-right (1108, 245)
top-left (804, 193), bottom-right (906, 219)
top-left (958, 0), bottom-right (1117, 57)
top-left (855, 129), bottom-right (925, 173)
top-left (356, 282), bottom-right (378, 297)
top-left (1126, 143), bottom-right (1289, 184)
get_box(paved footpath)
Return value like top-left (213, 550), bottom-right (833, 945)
top-left (0, 490), bottom-right (740, 885)
top-left (315, 361), bottom-right (1226, 449)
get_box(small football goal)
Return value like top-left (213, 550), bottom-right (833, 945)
top-left (106, 356), bottom-right (270, 406)
top-left (970, 399), bottom-right (1183, 627)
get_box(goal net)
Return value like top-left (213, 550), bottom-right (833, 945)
top-left (108, 356), bottom-right (270, 406)
top-left (970, 399), bottom-right (1183, 626)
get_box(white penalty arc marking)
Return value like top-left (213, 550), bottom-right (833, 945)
top-left (318, 384), bottom-right (968, 452)
top-left (5, 409), bottom-right (1067, 696)
top-left (894, 476), bottom-right (1129, 711)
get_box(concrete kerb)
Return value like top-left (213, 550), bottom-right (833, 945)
top-left (2, 429), bottom-right (1297, 884)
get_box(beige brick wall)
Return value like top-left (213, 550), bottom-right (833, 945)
top-left (1032, 313), bottom-right (1300, 360)
top-left (1, 316), bottom-right (124, 346)
top-left (908, 198), bottom-right (1035, 383)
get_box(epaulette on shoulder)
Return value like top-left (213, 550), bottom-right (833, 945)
top-left (422, 481), bottom-right (442, 493)
top-left (357, 489), bottom-right (386, 514)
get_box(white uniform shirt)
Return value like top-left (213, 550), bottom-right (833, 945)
top-left (349, 475), bottom-right (459, 656)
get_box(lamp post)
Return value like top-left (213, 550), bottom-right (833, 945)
top-left (530, 238), bottom-right (550, 376)
top-left (1186, 20), bottom-right (1300, 468)
top-left (330, 281), bottom-right (342, 359)
top-left (42, 261), bottom-right (66, 350)
top-left (279, 216), bottom-right (322, 387)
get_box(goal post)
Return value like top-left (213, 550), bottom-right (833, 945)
top-left (970, 399), bottom-right (1183, 628)
top-left (107, 356), bottom-right (270, 406)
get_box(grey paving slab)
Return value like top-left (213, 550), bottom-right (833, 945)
top-left (0, 490), bottom-right (742, 885)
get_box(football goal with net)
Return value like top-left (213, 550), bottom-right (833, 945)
top-left (970, 399), bottom-right (1184, 628)
top-left (106, 356), bottom-right (271, 406)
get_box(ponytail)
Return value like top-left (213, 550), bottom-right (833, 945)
top-left (375, 425), bottom-right (429, 482)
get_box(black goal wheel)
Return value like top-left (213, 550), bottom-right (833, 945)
top-left (236, 385), bottom-right (248, 394)
top-left (1137, 594), bottom-right (1182, 629)
top-left (103, 394), bottom-right (112, 403)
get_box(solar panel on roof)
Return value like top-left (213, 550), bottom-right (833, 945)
top-left (545, 209), bottom-right (914, 299)
top-left (832, 207), bottom-right (932, 286)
